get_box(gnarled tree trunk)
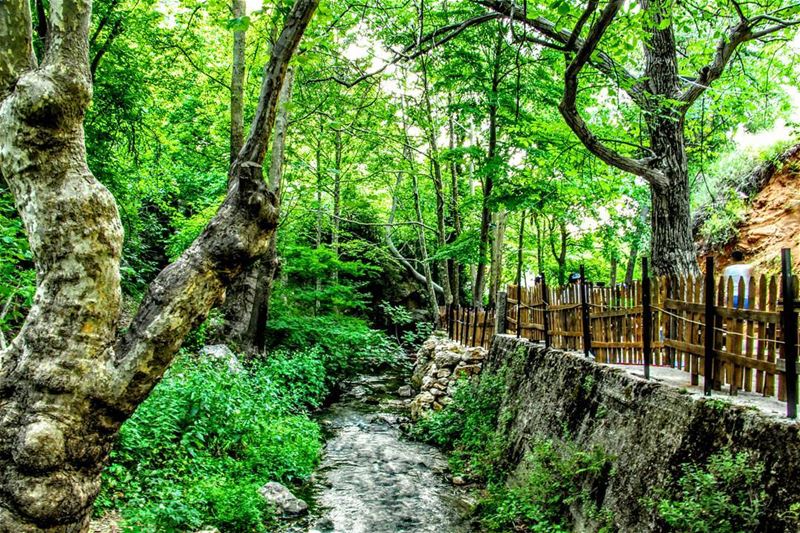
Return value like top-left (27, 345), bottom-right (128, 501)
top-left (0, 0), bottom-right (317, 529)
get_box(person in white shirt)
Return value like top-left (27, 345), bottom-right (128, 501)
top-left (722, 250), bottom-right (754, 308)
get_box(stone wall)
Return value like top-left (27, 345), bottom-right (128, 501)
top-left (484, 334), bottom-right (800, 532)
top-left (409, 334), bottom-right (486, 419)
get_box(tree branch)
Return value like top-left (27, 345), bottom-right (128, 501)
top-left (679, 5), bottom-right (800, 106)
top-left (310, 13), bottom-right (501, 87)
top-left (477, 0), bottom-right (651, 108)
top-left (0, 0), bottom-right (36, 95)
top-left (113, 0), bottom-right (319, 413)
top-left (91, 19), bottom-right (124, 78)
top-left (559, 0), bottom-right (667, 187)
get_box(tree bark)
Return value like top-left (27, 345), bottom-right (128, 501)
top-left (230, 0), bottom-right (247, 166)
top-left (0, 0), bottom-right (317, 529)
top-left (549, 218), bottom-right (568, 286)
top-left (639, 0), bottom-right (698, 276)
top-left (489, 209), bottom-right (507, 307)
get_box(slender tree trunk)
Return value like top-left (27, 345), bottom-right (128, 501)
top-left (549, 218), bottom-right (568, 286)
top-left (532, 212), bottom-right (544, 273)
top-left (411, 170), bottom-right (438, 323)
top-left (332, 129), bottom-right (341, 294)
top-left (610, 256), bottom-right (618, 286)
top-left (489, 209), bottom-right (507, 307)
top-left (314, 128), bottom-right (323, 313)
top-left (473, 27), bottom-right (503, 307)
top-left (516, 210), bottom-right (525, 287)
top-left (625, 239), bottom-right (640, 285)
top-left (0, 0), bottom-right (317, 528)
top-left (447, 108), bottom-right (462, 306)
top-left (230, 0), bottom-right (246, 166)
top-left (420, 56), bottom-right (452, 304)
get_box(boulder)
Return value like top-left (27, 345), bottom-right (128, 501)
top-left (397, 385), bottom-right (414, 397)
top-left (259, 482), bottom-right (308, 516)
top-left (199, 344), bottom-right (243, 374)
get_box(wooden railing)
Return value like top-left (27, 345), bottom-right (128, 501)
top-left (441, 250), bottom-right (800, 418)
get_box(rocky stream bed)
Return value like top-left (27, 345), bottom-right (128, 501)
top-left (283, 366), bottom-right (475, 533)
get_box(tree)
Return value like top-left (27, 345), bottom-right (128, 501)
top-left (479, 0), bottom-right (800, 276)
top-left (0, 0), bottom-right (318, 528)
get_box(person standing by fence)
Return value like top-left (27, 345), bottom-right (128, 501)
top-left (723, 250), bottom-right (754, 307)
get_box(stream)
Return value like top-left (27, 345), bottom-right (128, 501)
top-left (285, 369), bottom-right (473, 533)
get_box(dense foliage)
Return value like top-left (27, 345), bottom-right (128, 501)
top-left (96, 315), bottom-right (400, 531)
top-left (412, 370), bottom-right (614, 531)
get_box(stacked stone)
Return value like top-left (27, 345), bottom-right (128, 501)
top-left (408, 335), bottom-right (486, 419)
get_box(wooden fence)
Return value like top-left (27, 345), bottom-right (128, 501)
top-left (441, 250), bottom-right (800, 418)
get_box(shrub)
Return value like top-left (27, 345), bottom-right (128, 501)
top-left (412, 372), bottom-right (507, 482)
top-left (480, 440), bottom-right (613, 532)
top-left (96, 352), bottom-right (322, 532)
top-left (655, 450), bottom-right (766, 533)
top-left (266, 313), bottom-right (402, 383)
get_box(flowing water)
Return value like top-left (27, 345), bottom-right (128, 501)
top-left (285, 370), bottom-right (472, 533)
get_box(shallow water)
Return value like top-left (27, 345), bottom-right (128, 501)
top-left (294, 372), bottom-right (471, 533)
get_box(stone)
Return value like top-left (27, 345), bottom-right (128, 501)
top-left (436, 368), bottom-right (452, 378)
top-left (451, 476), bottom-right (466, 486)
top-left (421, 375), bottom-right (435, 389)
top-left (397, 385), bottom-right (413, 397)
top-left (455, 364), bottom-right (482, 378)
top-left (259, 482), bottom-right (308, 516)
top-left (199, 344), bottom-right (243, 374)
top-left (415, 391), bottom-right (435, 404)
top-left (429, 387), bottom-right (445, 397)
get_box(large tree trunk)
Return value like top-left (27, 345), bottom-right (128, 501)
top-left (0, 0), bottom-right (317, 529)
top-left (257, 69), bottom-right (294, 351)
top-left (641, 0), bottom-right (698, 277)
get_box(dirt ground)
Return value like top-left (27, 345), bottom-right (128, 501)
top-left (713, 153), bottom-right (800, 273)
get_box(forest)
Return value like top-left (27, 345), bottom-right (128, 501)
top-left (1, 0), bottom-right (800, 530)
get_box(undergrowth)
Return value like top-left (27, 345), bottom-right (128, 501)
top-left (411, 370), bottom-right (615, 532)
top-left (652, 450), bottom-right (767, 533)
top-left (97, 314), bottom-right (400, 532)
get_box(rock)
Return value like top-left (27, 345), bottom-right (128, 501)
top-left (432, 401), bottom-right (445, 411)
top-left (199, 344), bottom-right (242, 374)
top-left (434, 351), bottom-right (462, 367)
top-left (421, 375), bottom-right (435, 389)
top-left (436, 368), bottom-right (452, 379)
top-left (259, 482), bottom-right (308, 516)
top-left (429, 387), bottom-right (445, 397)
top-left (455, 364), bottom-right (482, 378)
top-left (452, 476), bottom-right (467, 486)
top-left (397, 385), bottom-right (413, 397)
top-left (415, 391), bottom-right (435, 404)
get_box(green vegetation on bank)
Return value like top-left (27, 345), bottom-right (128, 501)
top-left (412, 371), bottom-right (614, 532)
top-left (412, 364), bottom-right (779, 532)
top-left (96, 314), bottom-right (400, 532)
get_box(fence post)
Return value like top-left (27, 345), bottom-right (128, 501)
top-left (447, 304), bottom-right (454, 339)
top-left (471, 305), bottom-right (480, 347)
top-left (580, 265), bottom-right (592, 358)
top-left (781, 248), bottom-right (798, 419)
top-left (480, 307), bottom-right (490, 348)
top-left (642, 257), bottom-right (652, 380)
top-left (463, 307), bottom-right (471, 345)
top-left (541, 272), bottom-right (551, 349)
top-left (703, 256), bottom-right (715, 396)
top-left (496, 291), bottom-right (508, 335)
